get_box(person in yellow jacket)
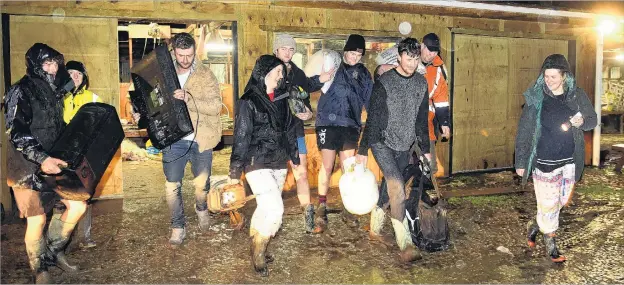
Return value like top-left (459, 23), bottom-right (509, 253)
top-left (64, 60), bottom-right (102, 123)
top-left (64, 60), bottom-right (100, 248)
top-left (421, 33), bottom-right (450, 176)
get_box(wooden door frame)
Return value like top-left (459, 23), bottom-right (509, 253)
top-left (449, 31), bottom-right (455, 175)
top-left (1, 13), bottom-right (11, 215)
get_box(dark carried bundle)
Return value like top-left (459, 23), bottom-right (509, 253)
top-left (130, 44), bottom-right (193, 149)
top-left (40, 103), bottom-right (124, 201)
top-left (287, 85), bottom-right (309, 115)
top-left (404, 153), bottom-right (451, 252)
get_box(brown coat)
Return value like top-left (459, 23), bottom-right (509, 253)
top-left (184, 62), bottom-right (222, 152)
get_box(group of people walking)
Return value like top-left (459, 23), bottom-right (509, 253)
top-left (3, 28), bottom-right (596, 282)
top-left (227, 32), bottom-right (596, 275)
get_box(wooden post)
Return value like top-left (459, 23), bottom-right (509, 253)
top-left (226, 51), bottom-right (231, 84)
top-left (307, 42), bottom-right (313, 59)
top-left (129, 36), bottom-right (133, 68)
top-left (1, 119), bottom-right (9, 214)
top-left (593, 31), bottom-right (603, 166)
top-left (0, 17), bottom-right (11, 214)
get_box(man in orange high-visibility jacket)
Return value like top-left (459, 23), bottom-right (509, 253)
top-left (421, 33), bottom-right (450, 175)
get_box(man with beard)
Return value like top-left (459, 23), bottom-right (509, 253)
top-left (3, 43), bottom-right (86, 283)
top-left (134, 32), bottom-right (222, 246)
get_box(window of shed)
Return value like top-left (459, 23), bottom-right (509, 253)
top-left (287, 34), bottom-right (400, 76)
top-left (279, 33), bottom-right (400, 127)
top-left (118, 20), bottom-right (238, 130)
top-left (611, 67), bottom-right (621, 79)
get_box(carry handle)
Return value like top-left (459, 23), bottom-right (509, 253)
top-left (411, 139), bottom-right (443, 199)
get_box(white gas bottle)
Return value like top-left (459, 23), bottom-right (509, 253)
top-left (303, 49), bottom-right (342, 94)
top-left (339, 157), bottom-right (379, 215)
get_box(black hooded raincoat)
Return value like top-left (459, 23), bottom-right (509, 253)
top-left (3, 43), bottom-right (72, 189)
top-left (229, 55), bottom-right (300, 179)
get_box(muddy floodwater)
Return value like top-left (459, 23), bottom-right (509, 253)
top-left (1, 147), bottom-right (623, 284)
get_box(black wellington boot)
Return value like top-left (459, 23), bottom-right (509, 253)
top-left (46, 216), bottom-right (79, 272)
top-left (250, 234), bottom-right (271, 277)
top-left (25, 237), bottom-right (53, 284)
top-left (544, 233), bottom-right (566, 263)
top-left (304, 204), bottom-right (315, 233)
top-left (527, 218), bottom-right (540, 248)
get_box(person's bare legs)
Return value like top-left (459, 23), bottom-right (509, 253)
top-left (48, 199), bottom-right (87, 273)
top-left (292, 155), bottom-right (315, 232)
top-left (338, 149), bottom-right (355, 172)
top-left (314, 149), bottom-right (337, 233)
top-left (318, 149), bottom-right (337, 198)
top-left (291, 154), bottom-right (310, 207)
top-left (24, 199), bottom-right (86, 283)
top-left (60, 199), bottom-right (87, 224)
top-left (24, 214), bottom-right (49, 283)
top-left (25, 215), bottom-right (47, 242)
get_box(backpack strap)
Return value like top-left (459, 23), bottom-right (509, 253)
top-left (411, 138), bottom-right (443, 199)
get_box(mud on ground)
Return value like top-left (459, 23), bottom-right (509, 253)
top-left (1, 148), bottom-right (623, 284)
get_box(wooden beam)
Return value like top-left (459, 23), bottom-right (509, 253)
top-left (0, 2), bottom-right (238, 22)
top-left (259, 25), bottom-right (404, 40)
top-left (276, 1), bottom-right (593, 26)
top-left (440, 186), bottom-right (528, 198)
top-left (185, 24), bottom-right (197, 34)
top-left (0, 1), bottom-right (595, 27)
top-left (128, 24), bottom-right (171, 39)
top-left (451, 28), bottom-right (577, 41)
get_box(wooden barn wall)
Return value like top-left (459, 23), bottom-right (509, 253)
top-left (452, 35), bottom-right (568, 173)
top-left (0, 1), bottom-right (596, 180)
top-left (8, 15), bottom-right (120, 109)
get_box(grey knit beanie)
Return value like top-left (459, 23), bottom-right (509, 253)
top-left (273, 34), bottom-right (296, 53)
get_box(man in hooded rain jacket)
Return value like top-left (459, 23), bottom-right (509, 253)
top-left (3, 43), bottom-right (87, 284)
